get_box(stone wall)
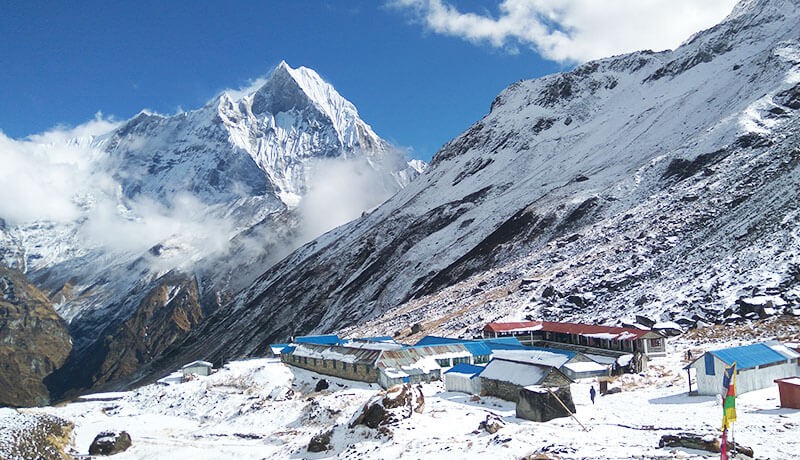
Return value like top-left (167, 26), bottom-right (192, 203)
top-left (541, 370), bottom-right (572, 388)
top-left (516, 386), bottom-right (575, 422)
top-left (281, 354), bottom-right (379, 384)
top-left (481, 378), bottom-right (524, 402)
top-left (482, 369), bottom-right (571, 403)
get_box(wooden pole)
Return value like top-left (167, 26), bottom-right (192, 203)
top-left (547, 388), bottom-right (588, 432)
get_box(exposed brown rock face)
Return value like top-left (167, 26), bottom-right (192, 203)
top-left (47, 271), bottom-right (206, 399)
top-left (0, 266), bottom-right (71, 407)
top-left (93, 273), bottom-right (205, 389)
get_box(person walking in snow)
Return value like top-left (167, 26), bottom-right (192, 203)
top-left (589, 385), bottom-right (596, 404)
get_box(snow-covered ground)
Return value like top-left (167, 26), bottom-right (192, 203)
top-left (13, 339), bottom-right (798, 459)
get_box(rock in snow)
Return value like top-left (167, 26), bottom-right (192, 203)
top-left (88, 430), bottom-right (132, 456)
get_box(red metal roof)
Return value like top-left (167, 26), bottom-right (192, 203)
top-left (483, 320), bottom-right (651, 341)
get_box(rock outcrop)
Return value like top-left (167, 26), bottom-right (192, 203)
top-left (88, 430), bottom-right (132, 456)
top-left (0, 267), bottom-right (71, 407)
top-left (350, 384), bottom-right (425, 434)
top-left (46, 272), bottom-right (204, 400)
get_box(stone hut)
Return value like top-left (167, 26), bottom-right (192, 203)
top-left (479, 358), bottom-right (573, 403)
top-left (281, 342), bottom-right (387, 384)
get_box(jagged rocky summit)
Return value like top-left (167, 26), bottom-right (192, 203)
top-left (135, 0), bottom-right (800, 381)
top-left (0, 62), bottom-right (422, 404)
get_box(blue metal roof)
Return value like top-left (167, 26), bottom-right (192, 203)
top-left (463, 342), bottom-right (492, 356)
top-left (294, 334), bottom-right (342, 345)
top-left (414, 336), bottom-right (463, 346)
top-left (360, 336), bottom-right (398, 343)
top-left (710, 342), bottom-right (788, 370)
top-left (269, 343), bottom-right (291, 354)
top-left (444, 363), bottom-right (485, 377)
top-left (479, 337), bottom-right (523, 346)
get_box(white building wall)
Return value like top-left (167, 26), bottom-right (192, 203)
top-left (182, 365), bottom-right (211, 377)
top-left (693, 356), bottom-right (800, 395)
top-left (444, 373), bottom-right (482, 395)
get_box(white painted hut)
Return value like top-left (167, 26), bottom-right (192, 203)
top-left (444, 364), bottom-right (484, 395)
top-left (181, 360), bottom-right (213, 378)
top-left (685, 341), bottom-right (800, 395)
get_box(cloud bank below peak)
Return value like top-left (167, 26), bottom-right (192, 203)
top-left (390, 0), bottom-right (739, 63)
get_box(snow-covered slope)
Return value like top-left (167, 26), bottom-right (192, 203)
top-left (17, 338), bottom-right (800, 460)
top-left (145, 0), bottom-right (800, 374)
top-left (0, 62), bottom-right (422, 399)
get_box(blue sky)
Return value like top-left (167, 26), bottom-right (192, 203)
top-left (0, 1), bottom-right (735, 161)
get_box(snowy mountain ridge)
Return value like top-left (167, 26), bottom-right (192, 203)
top-left (136, 0), bottom-right (800, 377)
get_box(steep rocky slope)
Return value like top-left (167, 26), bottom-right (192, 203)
top-left (135, 0), bottom-right (800, 378)
top-left (0, 266), bottom-right (71, 407)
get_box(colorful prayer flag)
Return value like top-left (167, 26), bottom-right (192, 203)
top-left (720, 428), bottom-right (728, 460)
top-left (721, 363), bottom-right (736, 430)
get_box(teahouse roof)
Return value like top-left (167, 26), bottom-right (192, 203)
top-left (490, 348), bottom-right (574, 368)
top-left (479, 358), bottom-right (571, 387)
top-left (290, 343), bottom-right (382, 365)
top-left (705, 341), bottom-right (799, 370)
top-left (484, 321), bottom-right (657, 341)
top-left (444, 363), bottom-right (485, 378)
top-left (294, 334), bottom-right (343, 345)
top-left (181, 360), bottom-right (213, 370)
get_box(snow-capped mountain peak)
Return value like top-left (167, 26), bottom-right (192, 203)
top-left (0, 61), bottom-right (425, 401)
top-left (244, 61), bottom-right (378, 149)
top-left (214, 61), bottom-right (408, 208)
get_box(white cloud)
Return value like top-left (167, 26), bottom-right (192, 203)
top-left (0, 116), bottom-right (120, 224)
top-left (391, 0), bottom-right (739, 63)
top-left (295, 156), bottom-right (395, 244)
top-left (1, 115), bottom-right (408, 278)
top-left (0, 120), bottom-right (236, 264)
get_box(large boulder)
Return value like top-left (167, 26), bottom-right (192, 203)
top-left (88, 431), bottom-right (132, 456)
top-left (307, 429), bottom-right (333, 453)
top-left (314, 379), bottom-right (329, 392)
top-left (350, 384), bottom-right (425, 431)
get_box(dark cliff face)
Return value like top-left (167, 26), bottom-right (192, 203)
top-left (45, 271), bottom-right (204, 400)
top-left (0, 267), bottom-right (71, 407)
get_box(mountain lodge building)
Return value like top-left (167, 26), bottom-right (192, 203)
top-left (482, 321), bottom-right (667, 358)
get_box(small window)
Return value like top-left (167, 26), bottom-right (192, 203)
top-left (704, 353), bottom-right (715, 376)
top-left (333, 361), bottom-right (337, 369)
top-left (353, 364), bottom-right (358, 373)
